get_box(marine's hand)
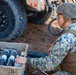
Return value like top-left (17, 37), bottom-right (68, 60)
top-left (15, 56), bottom-right (27, 64)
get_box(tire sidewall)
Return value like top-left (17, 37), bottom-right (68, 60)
top-left (0, 0), bottom-right (27, 41)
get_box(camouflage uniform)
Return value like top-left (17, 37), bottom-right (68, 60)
top-left (27, 3), bottom-right (76, 75)
top-left (27, 23), bottom-right (76, 75)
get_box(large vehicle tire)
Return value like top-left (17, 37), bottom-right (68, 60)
top-left (0, 0), bottom-right (27, 41)
top-left (28, 12), bottom-right (51, 24)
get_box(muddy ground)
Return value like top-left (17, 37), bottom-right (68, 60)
top-left (14, 18), bottom-right (58, 75)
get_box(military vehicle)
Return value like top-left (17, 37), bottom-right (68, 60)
top-left (0, 0), bottom-right (53, 41)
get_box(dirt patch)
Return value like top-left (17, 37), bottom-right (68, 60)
top-left (14, 18), bottom-right (58, 52)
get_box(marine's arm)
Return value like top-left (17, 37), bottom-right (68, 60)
top-left (26, 33), bottom-right (72, 71)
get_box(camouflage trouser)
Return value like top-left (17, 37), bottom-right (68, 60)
top-left (24, 50), bottom-right (50, 75)
top-left (26, 50), bottom-right (54, 75)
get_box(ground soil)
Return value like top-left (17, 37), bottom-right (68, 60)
top-left (14, 18), bottom-right (59, 75)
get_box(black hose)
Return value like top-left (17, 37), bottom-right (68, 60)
top-left (48, 18), bottom-right (64, 36)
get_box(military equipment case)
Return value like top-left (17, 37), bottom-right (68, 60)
top-left (0, 42), bottom-right (28, 75)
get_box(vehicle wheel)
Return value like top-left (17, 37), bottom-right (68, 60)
top-left (48, 18), bottom-right (63, 36)
top-left (0, 0), bottom-right (27, 41)
top-left (28, 12), bottom-right (51, 24)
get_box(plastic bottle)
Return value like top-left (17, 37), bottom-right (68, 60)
top-left (7, 50), bottom-right (18, 66)
top-left (0, 49), bottom-right (10, 65)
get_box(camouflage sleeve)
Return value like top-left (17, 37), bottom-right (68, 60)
top-left (27, 33), bottom-right (72, 71)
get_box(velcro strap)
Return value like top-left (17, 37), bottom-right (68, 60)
top-left (45, 65), bottom-right (61, 74)
top-left (63, 30), bottom-right (76, 36)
